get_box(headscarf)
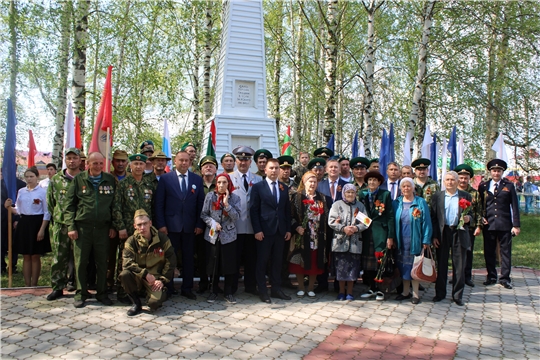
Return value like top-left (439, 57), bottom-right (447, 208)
top-left (297, 171), bottom-right (317, 193)
top-left (341, 183), bottom-right (357, 204)
top-left (213, 172), bottom-right (234, 209)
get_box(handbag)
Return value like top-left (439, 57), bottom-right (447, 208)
top-left (411, 247), bottom-right (437, 283)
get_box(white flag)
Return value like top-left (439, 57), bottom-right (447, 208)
top-left (457, 136), bottom-right (464, 164)
top-left (62, 102), bottom-right (76, 169)
top-left (441, 138), bottom-right (448, 190)
top-left (403, 131), bottom-right (412, 166)
top-left (358, 138), bottom-right (365, 157)
top-left (421, 126), bottom-right (433, 159)
top-left (491, 132), bottom-right (509, 162)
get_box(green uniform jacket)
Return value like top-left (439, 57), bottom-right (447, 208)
top-left (112, 174), bottom-right (157, 235)
top-left (358, 188), bottom-right (396, 252)
top-left (123, 226), bottom-right (176, 284)
top-left (415, 177), bottom-right (440, 210)
top-left (65, 171), bottom-right (116, 232)
top-left (462, 184), bottom-right (483, 228)
top-left (47, 170), bottom-right (77, 225)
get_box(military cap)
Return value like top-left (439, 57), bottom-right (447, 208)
top-left (487, 159), bottom-right (507, 171)
top-left (350, 157), bottom-right (370, 168)
top-left (220, 153), bottom-right (236, 163)
top-left (337, 155), bottom-right (349, 162)
top-left (370, 158), bottom-right (379, 165)
top-left (454, 164), bottom-right (474, 177)
top-left (139, 140), bottom-right (154, 150)
top-left (254, 149), bottom-right (273, 161)
top-left (141, 145), bottom-right (154, 154)
top-left (411, 158), bottom-right (431, 168)
top-left (149, 150), bottom-right (171, 161)
top-left (181, 142), bottom-right (197, 151)
top-left (199, 155), bottom-right (218, 168)
top-left (232, 145), bottom-right (255, 160)
top-left (134, 208), bottom-right (150, 220)
top-left (129, 154), bottom-right (148, 163)
top-left (79, 152), bottom-right (87, 160)
top-left (307, 158), bottom-right (327, 170)
top-left (313, 147), bottom-right (334, 159)
top-left (65, 147), bottom-right (80, 157)
top-left (278, 155), bottom-right (294, 168)
top-left (364, 171), bottom-right (385, 184)
top-left (112, 149), bottom-right (129, 160)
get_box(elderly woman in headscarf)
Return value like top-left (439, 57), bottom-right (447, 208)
top-left (289, 171), bottom-right (328, 298)
top-left (328, 183), bottom-right (369, 300)
top-left (358, 171), bottom-right (395, 301)
top-left (392, 177), bottom-right (432, 304)
top-left (200, 172), bottom-right (241, 304)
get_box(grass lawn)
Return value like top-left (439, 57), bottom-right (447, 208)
top-left (2, 215), bottom-right (538, 289)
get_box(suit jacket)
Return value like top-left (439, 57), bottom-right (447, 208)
top-left (317, 178), bottom-right (348, 205)
top-left (229, 170), bottom-right (263, 234)
top-left (431, 190), bottom-right (471, 249)
top-left (250, 180), bottom-right (291, 236)
top-left (155, 170), bottom-right (205, 233)
top-left (380, 179), bottom-right (402, 200)
top-left (478, 178), bottom-right (520, 231)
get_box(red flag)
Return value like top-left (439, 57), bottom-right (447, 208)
top-left (75, 116), bottom-right (82, 149)
top-left (206, 120), bottom-right (216, 157)
top-left (89, 66), bottom-right (113, 159)
top-left (28, 130), bottom-right (37, 167)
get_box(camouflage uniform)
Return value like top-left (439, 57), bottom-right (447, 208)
top-left (120, 226), bottom-right (176, 310)
top-left (47, 170), bottom-right (77, 291)
top-left (293, 165), bottom-right (309, 185)
top-left (112, 174), bottom-right (157, 297)
top-left (351, 179), bottom-right (368, 195)
top-left (414, 177), bottom-right (440, 211)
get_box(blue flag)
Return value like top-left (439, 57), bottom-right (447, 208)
top-left (388, 123), bottom-right (395, 163)
top-left (430, 133), bottom-right (437, 182)
top-left (326, 134), bottom-right (335, 152)
top-left (2, 99), bottom-right (18, 200)
top-left (379, 129), bottom-right (388, 180)
top-left (447, 126), bottom-right (457, 170)
top-left (351, 130), bottom-right (358, 158)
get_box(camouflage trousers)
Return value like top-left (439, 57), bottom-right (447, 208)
top-left (119, 269), bottom-right (167, 310)
top-left (49, 223), bottom-right (73, 291)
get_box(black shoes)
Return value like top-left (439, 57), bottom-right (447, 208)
top-left (432, 296), bottom-right (445, 303)
top-left (499, 281), bottom-right (513, 289)
top-left (181, 290), bottom-right (197, 300)
top-left (395, 294), bottom-right (412, 301)
top-left (46, 290), bottom-right (63, 301)
top-left (117, 295), bottom-right (131, 305)
top-left (411, 297), bottom-right (420, 305)
top-left (98, 297), bottom-right (113, 306)
top-left (270, 290), bottom-right (291, 300)
top-left (127, 295), bottom-right (142, 316)
top-left (483, 278), bottom-right (497, 286)
top-left (73, 299), bottom-right (85, 308)
top-left (452, 298), bottom-right (464, 306)
top-left (260, 293), bottom-right (271, 304)
top-left (465, 279), bottom-right (475, 287)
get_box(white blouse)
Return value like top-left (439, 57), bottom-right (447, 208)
top-left (14, 186), bottom-right (51, 221)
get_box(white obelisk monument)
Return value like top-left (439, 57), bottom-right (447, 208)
top-left (203, 0), bottom-right (278, 166)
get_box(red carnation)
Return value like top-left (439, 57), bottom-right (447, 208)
top-left (458, 198), bottom-right (471, 210)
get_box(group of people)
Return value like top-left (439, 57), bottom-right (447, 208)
top-left (2, 140), bottom-right (520, 315)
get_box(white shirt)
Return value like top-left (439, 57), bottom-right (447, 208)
top-left (340, 175), bottom-right (351, 183)
top-left (39, 178), bottom-right (50, 188)
top-left (387, 179), bottom-right (399, 200)
top-left (265, 177), bottom-right (280, 202)
top-left (176, 169), bottom-right (189, 191)
top-left (489, 180), bottom-right (501, 194)
top-left (14, 186), bottom-right (50, 220)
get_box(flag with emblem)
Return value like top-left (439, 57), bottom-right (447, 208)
top-left (162, 118), bottom-right (172, 171)
top-left (206, 119), bottom-right (216, 157)
top-left (89, 66), bottom-right (113, 169)
top-left (281, 125), bottom-right (291, 156)
top-left (28, 130), bottom-right (37, 168)
top-left (63, 102), bottom-right (76, 169)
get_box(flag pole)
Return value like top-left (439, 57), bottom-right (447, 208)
top-left (106, 129), bottom-right (110, 172)
top-left (7, 208), bottom-right (13, 287)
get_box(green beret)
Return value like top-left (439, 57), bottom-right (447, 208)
top-left (307, 158), bottom-right (326, 170)
top-left (350, 157), bottom-right (370, 168)
top-left (129, 154), bottom-right (148, 163)
top-left (313, 147), bottom-right (334, 158)
top-left (338, 155), bottom-right (349, 162)
top-left (181, 142), bottom-right (197, 151)
top-left (278, 155), bottom-right (294, 168)
top-left (220, 153), bottom-right (236, 162)
top-left (370, 158), bottom-right (379, 164)
top-left (199, 155), bottom-right (218, 168)
top-left (139, 140), bottom-right (154, 150)
top-left (487, 159), bottom-right (507, 171)
top-left (254, 149), bottom-right (273, 160)
top-left (411, 158), bottom-right (431, 168)
top-left (454, 164), bottom-right (474, 177)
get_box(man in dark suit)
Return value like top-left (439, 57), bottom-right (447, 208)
top-left (380, 162), bottom-right (402, 201)
top-left (431, 171), bottom-right (472, 306)
top-left (478, 159), bottom-right (520, 289)
top-left (250, 158), bottom-right (292, 303)
top-left (155, 151), bottom-right (205, 300)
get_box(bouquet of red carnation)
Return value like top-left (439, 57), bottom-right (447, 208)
top-left (294, 198), bottom-right (321, 248)
top-left (457, 198), bottom-right (472, 230)
top-left (374, 249), bottom-right (394, 283)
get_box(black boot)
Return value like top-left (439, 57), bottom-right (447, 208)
top-left (127, 294), bottom-right (142, 316)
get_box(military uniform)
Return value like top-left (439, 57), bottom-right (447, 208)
top-left (120, 226), bottom-right (176, 310)
top-left (293, 164), bottom-right (309, 185)
top-left (47, 169), bottom-right (77, 291)
top-left (65, 171), bottom-right (116, 303)
top-left (461, 183), bottom-right (482, 282)
top-left (113, 174), bottom-right (157, 235)
top-left (414, 177), bottom-right (439, 210)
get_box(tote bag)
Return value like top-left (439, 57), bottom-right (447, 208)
top-left (411, 246), bottom-right (437, 283)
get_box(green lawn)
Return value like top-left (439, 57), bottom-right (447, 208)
top-left (2, 215), bottom-right (538, 289)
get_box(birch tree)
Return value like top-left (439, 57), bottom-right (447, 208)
top-left (71, 0), bottom-right (89, 140)
top-left (322, 0), bottom-right (339, 143)
top-left (9, 0), bottom-right (18, 108)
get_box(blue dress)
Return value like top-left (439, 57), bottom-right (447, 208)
top-left (397, 201), bottom-right (414, 280)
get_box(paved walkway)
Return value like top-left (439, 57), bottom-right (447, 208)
top-left (1, 268), bottom-right (539, 359)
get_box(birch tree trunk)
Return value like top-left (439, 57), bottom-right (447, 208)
top-left (292, 2), bottom-right (303, 156)
top-left (90, 3), bottom-right (101, 134)
top-left (270, 1), bottom-right (284, 130)
top-left (203, 0), bottom-right (213, 121)
top-left (9, 0), bottom-right (18, 109)
top-left (408, 0), bottom-right (436, 156)
top-left (113, 1), bottom-right (131, 107)
top-left (52, 1), bottom-right (72, 167)
top-left (361, 0), bottom-right (382, 158)
top-left (72, 0), bottom-right (90, 142)
top-left (323, 0), bottom-right (339, 143)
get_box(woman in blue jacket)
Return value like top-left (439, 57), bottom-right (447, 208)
top-left (392, 177), bottom-right (432, 304)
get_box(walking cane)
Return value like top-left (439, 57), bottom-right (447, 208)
top-left (209, 199), bottom-right (224, 293)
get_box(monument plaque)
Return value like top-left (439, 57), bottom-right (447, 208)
top-left (234, 80), bottom-right (255, 108)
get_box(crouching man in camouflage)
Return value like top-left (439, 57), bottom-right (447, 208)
top-left (119, 209), bottom-right (176, 316)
